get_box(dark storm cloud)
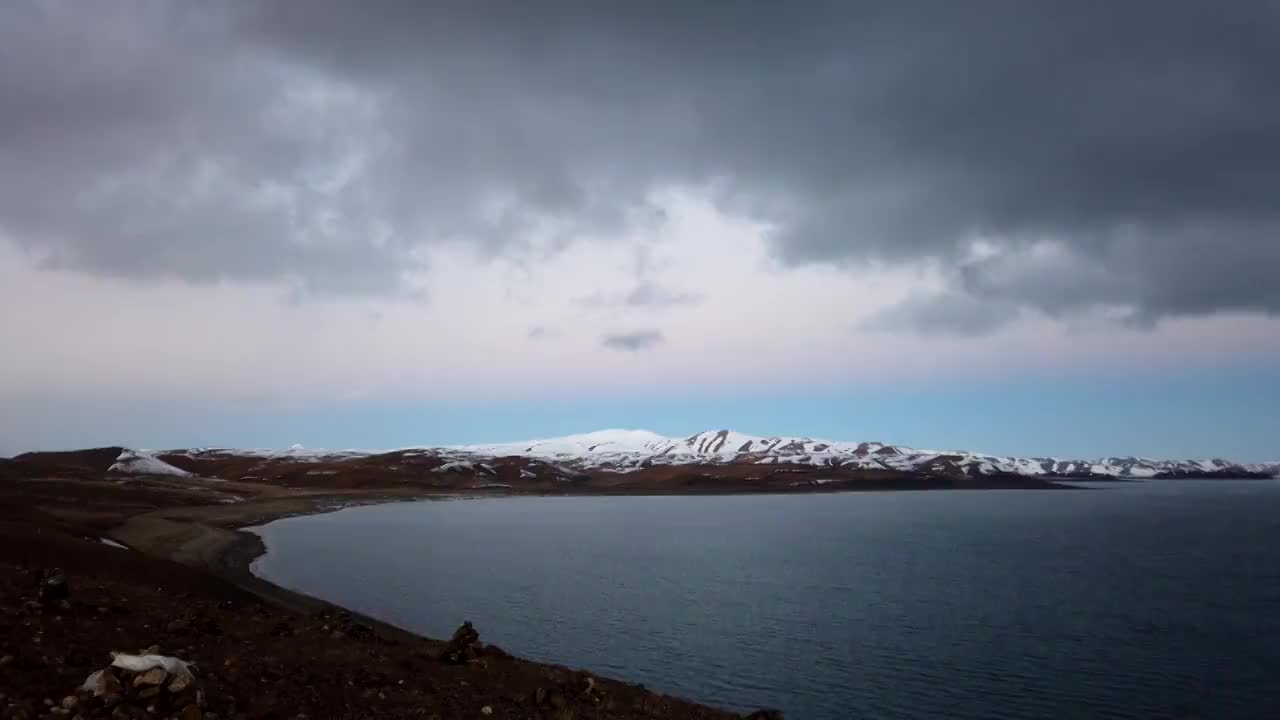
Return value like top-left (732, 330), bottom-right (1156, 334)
top-left (601, 330), bottom-right (664, 352)
top-left (1, 1), bottom-right (1278, 321)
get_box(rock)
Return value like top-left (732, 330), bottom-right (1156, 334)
top-left (534, 688), bottom-right (547, 705)
top-left (133, 667), bottom-right (168, 687)
top-left (480, 706), bottom-right (493, 716)
top-left (438, 621), bottom-right (481, 665)
top-left (167, 673), bottom-right (193, 694)
top-left (60, 697), bottom-right (78, 710)
top-left (0, 654), bottom-right (12, 666)
top-left (179, 707), bottom-right (203, 720)
top-left (138, 686), bottom-right (161, 699)
top-left (40, 571), bottom-right (70, 604)
top-left (92, 669), bottom-right (124, 699)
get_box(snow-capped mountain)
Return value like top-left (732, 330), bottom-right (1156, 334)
top-left (458, 429), bottom-right (1277, 479)
top-left (82, 429), bottom-right (1276, 481)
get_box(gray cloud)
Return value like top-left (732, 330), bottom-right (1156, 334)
top-left (601, 330), bottom-right (664, 352)
top-left (1, 1), bottom-right (1278, 322)
top-left (863, 292), bottom-right (1020, 337)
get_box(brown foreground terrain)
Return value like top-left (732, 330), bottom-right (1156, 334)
top-left (0, 444), bottom-right (1073, 719)
top-left (0, 449), bottom-right (816, 720)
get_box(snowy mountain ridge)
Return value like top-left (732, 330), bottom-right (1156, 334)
top-left (104, 429), bottom-right (1278, 480)
top-left (455, 428), bottom-right (1278, 479)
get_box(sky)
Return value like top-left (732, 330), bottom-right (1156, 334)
top-left (1, 1), bottom-right (1278, 459)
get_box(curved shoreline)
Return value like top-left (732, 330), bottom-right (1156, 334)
top-left (114, 482), bottom-right (1081, 679)
top-left (2, 482), bottom-right (756, 718)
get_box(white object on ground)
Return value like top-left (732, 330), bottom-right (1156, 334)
top-left (110, 652), bottom-right (196, 678)
top-left (108, 450), bottom-right (192, 477)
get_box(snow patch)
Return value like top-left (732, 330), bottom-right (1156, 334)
top-left (109, 653), bottom-right (195, 678)
top-left (433, 460), bottom-right (476, 473)
top-left (108, 450), bottom-right (192, 477)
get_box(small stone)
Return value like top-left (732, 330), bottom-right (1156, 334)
top-left (179, 705), bottom-right (203, 720)
top-left (0, 655), bottom-right (12, 666)
top-left (480, 707), bottom-right (492, 716)
top-left (41, 573), bottom-right (70, 604)
top-left (534, 688), bottom-right (547, 705)
top-left (138, 686), bottom-right (162, 699)
top-left (167, 673), bottom-right (193, 694)
top-left (60, 697), bottom-right (78, 710)
top-left (94, 669), bottom-right (124, 698)
top-left (134, 667), bottom-right (168, 687)
top-left (44, 699), bottom-right (54, 706)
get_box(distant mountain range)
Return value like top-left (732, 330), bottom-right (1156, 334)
top-left (455, 429), bottom-right (1280, 479)
top-left (17, 429), bottom-right (1272, 482)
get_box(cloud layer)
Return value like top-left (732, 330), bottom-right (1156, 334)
top-left (1, 1), bottom-right (1278, 327)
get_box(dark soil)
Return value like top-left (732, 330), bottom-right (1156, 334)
top-left (0, 473), bottom-right (757, 720)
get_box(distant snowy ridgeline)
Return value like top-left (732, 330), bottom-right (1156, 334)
top-left (110, 430), bottom-right (1280, 480)
top-left (453, 429), bottom-right (1276, 479)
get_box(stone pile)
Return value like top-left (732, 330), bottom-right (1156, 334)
top-left (74, 649), bottom-right (205, 719)
top-left (438, 621), bottom-right (481, 665)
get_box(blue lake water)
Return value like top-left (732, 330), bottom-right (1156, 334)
top-left (251, 481), bottom-right (1280, 719)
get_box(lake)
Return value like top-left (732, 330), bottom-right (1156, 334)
top-left (251, 481), bottom-right (1280, 719)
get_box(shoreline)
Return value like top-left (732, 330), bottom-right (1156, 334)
top-left (111, 482), bottom-right (1079, 660)
top-left (177, 481), bottom-right (1095, 639)
top-left (208, 476), bottom-right (1118, 580)
top-left (5, 469), bottom-right (1270, 718)
top-left (1, 485), bottom-right (756, 719)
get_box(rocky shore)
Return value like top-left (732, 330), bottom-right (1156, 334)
top-left (0, 467), bottom-right (775, 719)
